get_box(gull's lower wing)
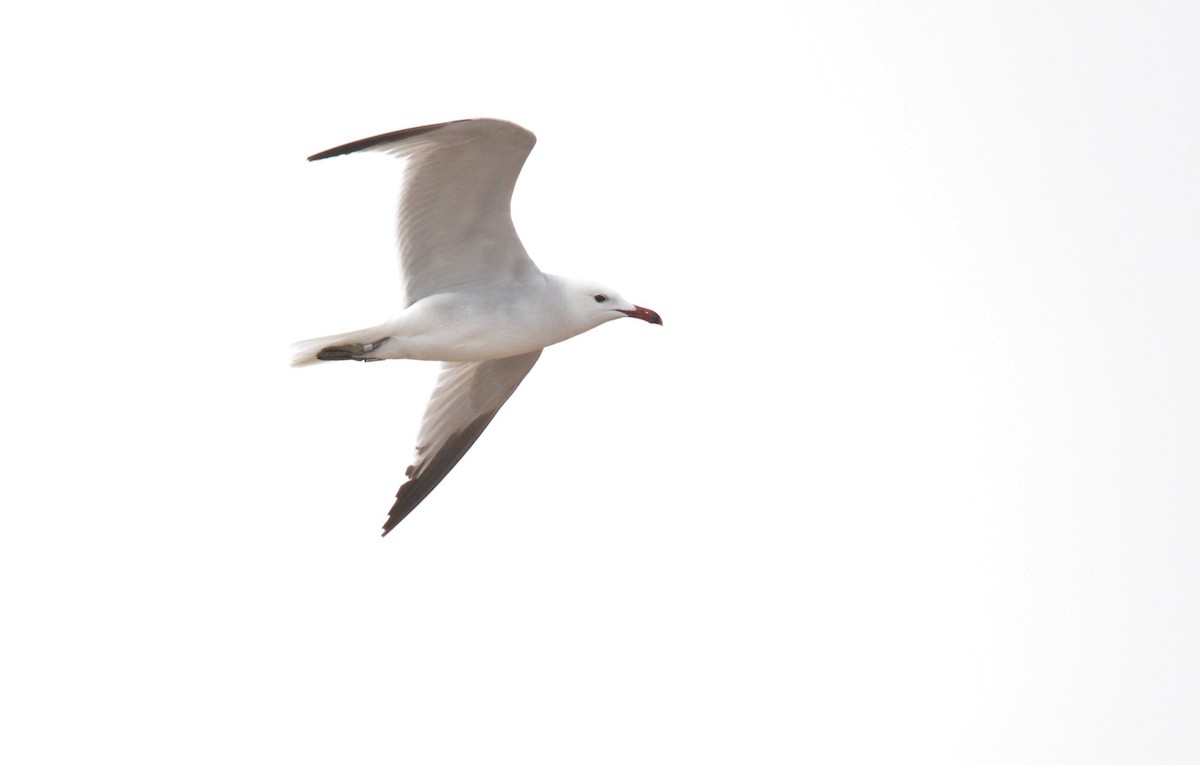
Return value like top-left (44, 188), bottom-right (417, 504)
top-left (383, 350), bottom-right (542, 534)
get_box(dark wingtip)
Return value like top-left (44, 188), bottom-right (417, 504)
top-left (381, 505), bottom-right (415, 537)
top-left (378, 411), bottom-right (500, 537)
top-left (307, 119), bottom-right (472, 162)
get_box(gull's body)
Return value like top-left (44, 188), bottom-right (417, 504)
top-left (296, 273), bottom-right (621, 363)
top-left (293, 119), bottom-right (661, 534)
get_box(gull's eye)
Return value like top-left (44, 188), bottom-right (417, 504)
top-left (594, 294), bottom-right (608, 303)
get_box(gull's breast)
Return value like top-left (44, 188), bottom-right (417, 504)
top-left (377, 290), bottom-right (568, 362)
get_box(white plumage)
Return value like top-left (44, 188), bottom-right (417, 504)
top-left (293, 119), bottom-right (661, 534)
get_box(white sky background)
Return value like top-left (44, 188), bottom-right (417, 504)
top-left (2, 1), bottom-right (1198, 762)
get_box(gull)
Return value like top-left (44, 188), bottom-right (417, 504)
top-left (293, 119), bottom-right (662, 535)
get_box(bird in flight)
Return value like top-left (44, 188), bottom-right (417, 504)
top-left (293, 119), bottom-right (662, 535)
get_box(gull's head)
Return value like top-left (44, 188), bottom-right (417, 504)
top-left (565, 279), bottom-right (663, 330)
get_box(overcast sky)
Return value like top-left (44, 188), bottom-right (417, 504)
top-left (3, 1), bottom-right (1198, 762)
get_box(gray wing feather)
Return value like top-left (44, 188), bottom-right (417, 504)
top-left (383, 350), bottom-right (542, 533)
top-left (308, 118), bottom-right (540, 306)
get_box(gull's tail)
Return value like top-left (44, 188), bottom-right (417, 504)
top-left (291, 327), bottom-right (393, 367)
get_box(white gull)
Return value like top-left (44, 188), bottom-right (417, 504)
top-left (293, 119), bottom-right (662, 535)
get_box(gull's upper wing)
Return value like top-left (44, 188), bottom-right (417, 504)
top-left (383, 349), bottom-right (542, 534)
top-left (308, 119), bottom-right (540, 306)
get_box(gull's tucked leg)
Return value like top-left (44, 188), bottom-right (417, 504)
top-left (316, 337), bottom-right (391, 362)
